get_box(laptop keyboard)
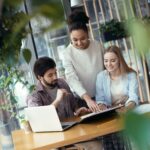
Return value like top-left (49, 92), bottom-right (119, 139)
top-left (62, 125), bottom-right (69, 129)
top-left (61, 121), bottom-right (76, 126)
top-left (61, 121), bottom-right (77, 129)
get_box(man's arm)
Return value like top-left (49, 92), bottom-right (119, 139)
top-left (26, 93), bottom-right (43, 107)
top-left (51, 89), bottom-right (68, 108)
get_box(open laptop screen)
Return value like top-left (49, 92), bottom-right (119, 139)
top-left (25, 105), bottom-right (77, 132)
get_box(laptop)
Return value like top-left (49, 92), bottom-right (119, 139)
top-left (25, 105), bottom-right (78, 132)
top-left (79, 104), bottom-right (124, 123)
top-left (25, 104), bottom-right (123, 132)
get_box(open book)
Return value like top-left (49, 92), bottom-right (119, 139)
top-left (79, 104), bottom-right (124, 123)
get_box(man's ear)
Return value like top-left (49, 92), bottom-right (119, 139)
top-left (37, 75), bottom-right (42, 81)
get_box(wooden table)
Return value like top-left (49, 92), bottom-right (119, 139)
top-left (12, 116), bottom-right (123, 150)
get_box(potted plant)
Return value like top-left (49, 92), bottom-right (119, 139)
top-left (99, 19), bottom-right (129, 42)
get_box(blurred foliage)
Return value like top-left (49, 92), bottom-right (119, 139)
top-left (0, 0), bottom-right (64, 121)
top-left (31, 0), bottom-right (64, 31)
top-left (0, 0), bottom-right (64, 66)
top-left (124, 15), bottom-right (150, 150)
top-left (124, 111), bottom-right (150, 150)
top-left (127, 16), bottom-right (150, 54)
top-left (115, 1), bottom-right (150, 150)
top-left (0, 0), bottom-right (30, 65)
top-left (22, 48), bottom-right (32, 64)
top-left (0, 64), bottom-right (35, 120)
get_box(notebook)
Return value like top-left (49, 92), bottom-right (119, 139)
top-left (79, 104), bottom-right (124, 123)
top-left (25, 105), bottom-right (78, 132)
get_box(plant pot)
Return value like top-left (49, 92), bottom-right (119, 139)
top-left (101, 31), bottom-right (126, 42)
top-left (0, 121), bottom-right (14, 150)
top-left (20, 119), bottom-right (32, 134)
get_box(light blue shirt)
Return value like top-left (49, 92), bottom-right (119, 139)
top-left (95, 70), bottom-right (139, 106)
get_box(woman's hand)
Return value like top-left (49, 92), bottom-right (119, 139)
top-left (116, 101), bottom-right (136, 114)
top-left (74, 107), bottom-right (91, 116)
top-left (116, 106), bottom-right (127, 113)
top-left (126, 101), bottom-right (136, 110)
top-left (98, 103), bottom-right (108, 111)
top-left (82, 94), bottom-right (100, 112)
top-left (112, 95), bottom-right (129, 106)
top-left (85, 99), bottom-right (100, 112)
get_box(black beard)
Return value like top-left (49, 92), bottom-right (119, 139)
top-left (43, 78), bottom-right (58, 89)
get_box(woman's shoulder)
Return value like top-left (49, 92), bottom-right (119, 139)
top-left (66, 43), bottom-right (80, 54)
top-left (66, 43), bottom-right (72, 48)
top-left (63, 44), bottom-right (74, 58)
top-left (90, 40), bottom-right (100, 47)
top-left (97, 70), bottom-right (108, 78)
top-left (127, 71), bottom-right (137, 77)
top-left (90, 40), bottom-right (103, 52)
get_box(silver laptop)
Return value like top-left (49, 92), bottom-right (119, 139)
top-left (25, 105), bottom-right (77, 132)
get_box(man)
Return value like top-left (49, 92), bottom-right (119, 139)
top-left (26, 57), bottom-right (102, 150)
top-left (26, 57), bottom-right (89, 120)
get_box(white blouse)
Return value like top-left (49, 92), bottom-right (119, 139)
top-left (110, 75), bottom-right (128, 105)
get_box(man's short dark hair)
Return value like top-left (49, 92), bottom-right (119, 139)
top-left (33, 57), bottom-right (56, 79)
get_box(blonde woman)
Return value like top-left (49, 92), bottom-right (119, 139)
top-left (96, 45), bottom-right (139, 111)
top-left (96, 45), bottom-right (139, 150)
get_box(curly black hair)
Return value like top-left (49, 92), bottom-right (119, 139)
top-left (67, 10), bottom-right (89, 33)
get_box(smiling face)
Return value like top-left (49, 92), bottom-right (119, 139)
top-left (104, 52), bottom-right (120, 73)
top-left (70, 29), bottom-right (90, 49)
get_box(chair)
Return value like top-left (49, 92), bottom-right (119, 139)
top-left (60, 145), bottom-right (85, 150)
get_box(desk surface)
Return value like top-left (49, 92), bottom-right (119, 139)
top-left (12, 116), bottom-right (123, 150)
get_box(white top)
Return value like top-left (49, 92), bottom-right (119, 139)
top-left (62, 40), bottom-right (103, 97)
top-left (110, 75), bottom-right (128, 105)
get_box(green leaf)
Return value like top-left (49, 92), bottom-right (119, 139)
top-left (29, 85), bottom-right (35, 93)
top-left (4, 76), bottom-right (12, 87)
top-left (128, 19), bottom-right (150, 54)
top-left (31, 0), bottom-right (64, 30)
top-left (22, 48), bottom-right (32, 64)
top-left (124, 111), bottom-right (150, 150)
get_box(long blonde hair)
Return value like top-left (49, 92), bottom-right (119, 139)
top-left (104, 46), bottom-right (135, 75)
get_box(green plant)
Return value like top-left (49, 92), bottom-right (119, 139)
top-left (0, 65), bottom-right (35, 122)
top-left (124, 111), bottom-right (150, 150)
top-left (99, 19), bottom-right (129, 42)
top-left (127, 16), bottom-right (150, 54)
top-left (0, 0), bottom-right (64, 122)
top-left (0, 2), bottom-right (30, 122)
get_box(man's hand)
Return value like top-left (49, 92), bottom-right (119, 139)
top-left (55, 89), bottom-right (69, 102)
top-left (52, 89), bottom-right (69, 107)
top-left (74, 107), bottom-right (91, 116)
